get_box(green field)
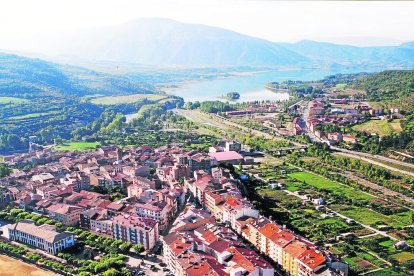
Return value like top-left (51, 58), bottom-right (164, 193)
top-left (353, 119), bottom-right (403, 136)
top-left (288, 171), bottom-right (374, 201)
top-left (91, 94), bottom-right (168, 105)
top-left (55, 142), bottom-right (99, 152)
top-left (391, 251), bottom-right (414, 264)
top-left (0, 97), bottom-right (30, 104)
top-left (8, 110), bottom-right (60, 120)
top-left (332, 205), bottom-right (413, 228)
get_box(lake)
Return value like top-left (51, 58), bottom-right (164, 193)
top-left (165, 67), bottom-right (376, 102)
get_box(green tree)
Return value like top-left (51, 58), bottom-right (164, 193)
top-left (133, 244), bottom-right (144, 253)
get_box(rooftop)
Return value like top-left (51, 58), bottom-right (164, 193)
top-left (8, 220), bottom-right (73, 243)
top-left (208, 151), bottom-right (243, 162)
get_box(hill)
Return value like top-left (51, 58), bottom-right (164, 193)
top-left (282, 40), bottom-right (414, 69)
top-left (0, 52), bottom-right (155, 99)
top-left (7, 18), bottom-right (414, 69)
top-left (354, 70), bottom-right (414, 100)
top-left (0, 52), bottom-right (158, 153)
top-left (353, 70), bottom-right (414, 114)
top-left (10, 18), bottom-right (310, 67)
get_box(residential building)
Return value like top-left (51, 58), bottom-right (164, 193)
top-left (112, 214), bottom-right (158, 250)
top-left (47, 203), bottom-right (84, 226)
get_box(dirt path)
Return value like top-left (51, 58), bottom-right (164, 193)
top-left (0, 254), bottom-right (55, 276)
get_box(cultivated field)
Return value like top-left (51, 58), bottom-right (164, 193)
top-left (288, 171), bottom-right (374, 201)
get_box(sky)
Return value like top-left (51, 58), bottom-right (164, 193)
top-left (0, 0), bottom-right (414, 47)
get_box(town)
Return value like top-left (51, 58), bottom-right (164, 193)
top-left (0, 140), bottom-right (349, 276)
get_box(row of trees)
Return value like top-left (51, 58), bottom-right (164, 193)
top-left (0, 241), bottom-right (74, 274)
top-left (0, 208), bottom-right (146, 275)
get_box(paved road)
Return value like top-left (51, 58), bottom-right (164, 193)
top-left (331, 147), bottom-right (414, 170)
top-left (334, 151), bottom-right (414, 177)
top-left (340, 170), bottom-right (414, 206)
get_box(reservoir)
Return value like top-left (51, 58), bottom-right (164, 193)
top-left (165, 68), bottom-right (376, 102)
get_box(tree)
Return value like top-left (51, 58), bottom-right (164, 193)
top-left (133, 243), bottom-right (144, 253)
top-left (102, 268), bottom-right (119, 276)
top-left (119, 242), bottom-right (132, 253)
top-left (0, 165), bottom-right (11, 177)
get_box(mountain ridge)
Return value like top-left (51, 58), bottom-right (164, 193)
top-left (2, 18), bottom-right (414, 68)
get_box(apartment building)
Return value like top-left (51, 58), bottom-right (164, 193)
top-left (112, 214), bottom-right (158, 250)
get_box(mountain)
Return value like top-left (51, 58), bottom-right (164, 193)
top-left (12, 18), bottom-right (310, 68)
top-left (4, 18), bottom-right (414, 69)
top-left (282, 40), bottom-right (414, 68)
top-left (0, 52), bottom-right (155, 99)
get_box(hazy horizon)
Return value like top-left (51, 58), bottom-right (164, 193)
top-left (1, 0), bottom-right (414, 50)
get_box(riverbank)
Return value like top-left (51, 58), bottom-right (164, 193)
top-left (0, 254), bottom-right (55, 276)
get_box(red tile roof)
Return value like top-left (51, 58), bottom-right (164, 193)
top-left (298, 249), bottom-right (326, 270)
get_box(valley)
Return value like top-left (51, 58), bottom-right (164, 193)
top-left (0, 5), bottom-right (414, 275)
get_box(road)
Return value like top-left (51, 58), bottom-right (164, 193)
top-left (340, 170), bottom-right (414, 207)
top-left (333, 151), bottom-right (414, 177)
top-left (300, 103), bottom-right (414, 175)
top-left (332, 147), bottom-right (414, 172)
top-left (176, 108), bottom-right (414, 176)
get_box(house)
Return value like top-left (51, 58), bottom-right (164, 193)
top-left (342, 134), bottom-right (357, 144)
top-left (80, 208), bottom-right (112, 237)
top-left (47, 203), bottom-right (84, 226)
top-left (32, 173), bottom-right (57, 185)
top-left (224, 141), bottom-right (241, 152)
top-left (7, 219), bottom-right (75, 255)
top-left (133, 201), bottom-right (171, 232)
top-left (390, 107), bottom-right (400, 114)
top-left (0, 187), bottom-right (15, 207)
top-left (327, 133), bottom-right (343, 144)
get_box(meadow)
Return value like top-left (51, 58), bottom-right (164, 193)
top-left (55, 142), bottom-right (99, 152)
top-left (288, 171), bottom-right (374, 201)
top-left (0, 97), bottom-right (30, 104)
top-left (352, 119), bottom-right (403, 136)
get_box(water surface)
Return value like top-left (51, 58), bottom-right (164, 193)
top-left (166, 68), bottom-right (376, 102)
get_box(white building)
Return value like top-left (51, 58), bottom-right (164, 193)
top-left (7, 220), bottom-right (75, 255)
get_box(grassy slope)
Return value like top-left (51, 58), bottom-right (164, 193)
top-left (352, 119), bottom-right (403, 136)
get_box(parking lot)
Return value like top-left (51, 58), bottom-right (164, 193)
top-left (127, 241), bottom-right (172, 276)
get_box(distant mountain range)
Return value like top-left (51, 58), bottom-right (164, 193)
top-left (3, 18), bottom-right (414, 69)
